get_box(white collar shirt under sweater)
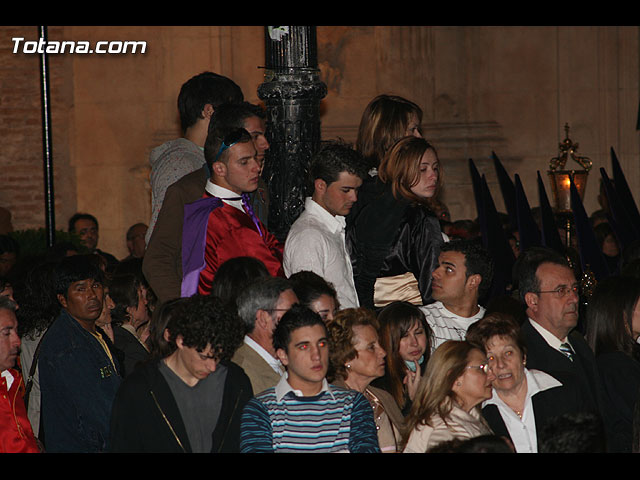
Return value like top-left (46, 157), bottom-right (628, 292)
top-left (283, 197), bottom-right (359, 308)
top-left (420, 301), bottom-right (486, 354)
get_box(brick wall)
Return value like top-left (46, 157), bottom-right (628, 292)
top-left (0, 26), bottom-right (74, 233)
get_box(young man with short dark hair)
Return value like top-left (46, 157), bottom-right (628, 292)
top-left (147, 72), bottom-right (244, 243)
top-left (283, 142), bottom-right (368, 308)
top-left (143, 103), bottom-right (279, 304)
top-left (240, 304), bottom-right (380, 453)
top-left (420, 239), bottom-right (494, 353)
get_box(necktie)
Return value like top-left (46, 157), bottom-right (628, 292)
top-left (559, 342), bottom-right (575, 361)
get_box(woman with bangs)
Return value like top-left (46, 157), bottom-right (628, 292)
top-left (347, 136), bottom-right (445, 309)
top-left (372, 301), bottom-right (433, 416)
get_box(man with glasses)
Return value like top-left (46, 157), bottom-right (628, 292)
top-left (233, 277), bottom-right (298, 395)
top-left (144, 104), bottom-right (281, 304)
top-left (516, 246), bottom-right (609, 442)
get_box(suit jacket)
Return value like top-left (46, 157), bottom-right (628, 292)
top-left (520, 319), bottom-right (610, 443)
top-left (231, 342), bottom-right (283, 396)
top-left (143, 167), bottom-right (208, 304)
top-left (481, 369), bottom-right (587, 451)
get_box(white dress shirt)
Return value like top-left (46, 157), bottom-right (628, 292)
top-left (283, 197), bottom-right (359, 308)
top-left (528, 318), bottom-right (573, 354)
top-left (482, 368), bottom-right (563, 453)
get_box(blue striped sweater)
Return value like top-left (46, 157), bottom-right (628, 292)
top-left (240, 381), bottom-right (380, 453)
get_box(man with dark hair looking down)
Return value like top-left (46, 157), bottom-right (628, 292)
top-left (144, 103), bottom-right (279, 304)
top-left (109, 295), bottom-right (252, 452)
top-left (283, 142), bottom-right (368, 309)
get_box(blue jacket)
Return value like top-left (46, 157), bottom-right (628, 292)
top-left (39, 310), bottom-right (122, 452)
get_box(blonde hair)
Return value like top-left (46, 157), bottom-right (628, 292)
top-left (404, 341), bottom-right (477, 438)
top-left (378, 136), bottom-right (443, 208)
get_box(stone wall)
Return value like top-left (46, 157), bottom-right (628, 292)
top-left (1, 26), bottom-right (638, 259)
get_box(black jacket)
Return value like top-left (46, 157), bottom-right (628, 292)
top-left (481, 369), bottom-right (587, 451)
top-left (346, 178), bottom-right (443, 309)
top-left (108, 358), bottom-right (253, 452)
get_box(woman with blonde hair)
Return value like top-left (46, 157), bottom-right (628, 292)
top-left (327, 307), bottom-right (406, 452)
top-left (347, 136), bottom-right (445, 309)
top-left (403, 340), bottom-right (494, 452)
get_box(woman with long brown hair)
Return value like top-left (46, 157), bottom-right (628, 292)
top-left (373, 301), bottom-right (432, 415)
top-left (347, 136), bottom-right (445, 309)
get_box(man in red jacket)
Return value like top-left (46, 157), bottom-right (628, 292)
top-left (0, 296), bottom-right (40, 453)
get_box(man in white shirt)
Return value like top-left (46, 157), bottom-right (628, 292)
top-left (233, 277), bottom-right (298, 395)
top-left (420, 239), bottom-right (494, 353)
top-left (283, 143), bottom-right (368, 309)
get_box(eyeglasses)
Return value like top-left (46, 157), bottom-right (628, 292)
top-left (214, 128), bottom-right (246, 162)
top-left (535, 285), bottom-right (580, 299)
top-left (466, 363), bottom-right (490, 374)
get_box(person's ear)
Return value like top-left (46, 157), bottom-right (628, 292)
top-left (202, 103), bottom-right (214, 120)
top-left (212, 161), bottom-right (227, 178)
top-left (57, 293), bottom-right (68, 309)
top-left (314, 178), bottom-right (327, 195)
top-left (524, 292), bottom-right (539, 311)
top-left (466, 273), bottom-right (481, 290)
top-left (276, 348), bottom-right (289, 367)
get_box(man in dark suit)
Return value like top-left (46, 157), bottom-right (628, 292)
top-left (515, 247), bottom-right (611, 447)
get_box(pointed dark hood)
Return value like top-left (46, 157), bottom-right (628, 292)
top-left (570, 176), bottom-right (611, 282)
top-left (492, 151), bottom-right (517, 230)
top-left (514, 173), bottom-right (541, 252)
top-left (536, 171), bottom-right (565, 254)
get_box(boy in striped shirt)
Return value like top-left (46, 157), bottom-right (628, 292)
top-left (240, 304), bottom-right (380, 453)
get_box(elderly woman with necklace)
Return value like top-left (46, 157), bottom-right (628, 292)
top-left (466, 312), bottom-right (586, 453)
top-left (327, 308), bottom-right (405, 452)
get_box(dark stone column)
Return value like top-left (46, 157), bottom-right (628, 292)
top-left (258, 26), bottom-right (327, 242)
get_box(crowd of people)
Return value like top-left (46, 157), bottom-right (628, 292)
top-left (1, 70), bottom-right (640, 455)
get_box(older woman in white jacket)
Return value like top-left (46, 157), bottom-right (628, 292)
top-left (403, 340), bottom-right (494, 452)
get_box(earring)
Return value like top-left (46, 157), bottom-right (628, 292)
top-left (346, 364), bottom-right (351, 369)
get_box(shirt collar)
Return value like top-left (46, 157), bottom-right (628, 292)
top-left (304, 197), bottom-right (346, 234)
top-left (204, 181), bottom-right (244, 211)
top-left (528, 317), bottom-right (569, 347)
top-left (483, 368), bottom-right (562, 408)
top-left (1, 369), bottom-right (14, 391)
top-left (274, 373), bottom-right (334, 401)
